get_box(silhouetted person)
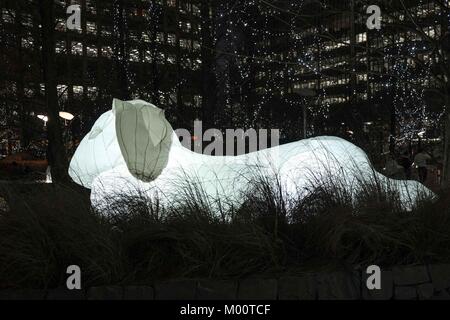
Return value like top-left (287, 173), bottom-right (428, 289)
top-left (413, 149), bottom-right (431, 183)
top-left (399, 151), bottom-right (412, 179)
top-left (385, 153), bottom-right (402, 177)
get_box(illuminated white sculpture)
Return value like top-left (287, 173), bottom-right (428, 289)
top-left (69, 99), bottom-right (432, 213)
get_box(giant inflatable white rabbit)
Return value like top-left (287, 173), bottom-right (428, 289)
top-left (69, 99), bottom-right (433, 214)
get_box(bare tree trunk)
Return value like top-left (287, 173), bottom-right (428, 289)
top-left (175, 0), bottom-right (184, 126)
top-left (39, 0), bottom-right (69, 182)
top-left (200, 0), bottom-right (216, 129)
top-left (145, 1), bottom-right (160, 106)
top-left (14, 5), bottom-right (30, 149)
top-left (439, 5), bottom-right (450, 188)
top-left (114, 0), bottom-right (130, 100)
top-left (443, 93), bottom-right (450, 187)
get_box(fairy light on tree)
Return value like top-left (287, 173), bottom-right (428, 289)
top-left (207, 0), bottom-right (332, 140)
top-left (112, 0), bottom-right (133, 100)
top-left (389, 40), bottom-right (433, 143)
top-left (376, 0), bottom-right (445, 147)
top-left (142, 0), bottom-right (162, 105)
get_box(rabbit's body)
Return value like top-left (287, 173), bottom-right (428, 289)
top-left (69, 99), bottom-right (433, 214)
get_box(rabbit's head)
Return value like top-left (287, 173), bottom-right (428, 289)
top-left (69, 99), bottom-right (173, 188)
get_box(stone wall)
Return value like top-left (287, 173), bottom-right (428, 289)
top-left (1, 264), bottom-right (449, 300)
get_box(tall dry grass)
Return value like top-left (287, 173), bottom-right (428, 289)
top-left (0, 170), bottom-right (448, 289)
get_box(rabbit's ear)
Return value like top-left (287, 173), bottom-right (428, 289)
top-left (113, 98), bottom-right (173, 182)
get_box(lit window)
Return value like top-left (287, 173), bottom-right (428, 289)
top-left (1, 8), bottom-right (14, 23)
top-left (21, 13), bottom-right (33, 27)
top-left (356, 32), bottom-right (367, 43)
top-left (167, 34), bottom-right (176, 45)
top-left (192, 5), bottom-right (201, 16)
top-left (357, 74), bottom-right (367, 82)
top-left (179, 21), bottom-right (191, 33)
top-left (157, 32), bottom-right (164, 43)
top-left (73, 85), bottom-right (83, 96)
top-left (87, 21), bottom-right (97, 34)
top-left (24, 88), bottom-right (34, 98)
top-left (87, 86), bottom-right (98, 98)
top-left (144, 50), bottom-right (153, 63)
top-left (180, 39), bottom-right (191, 50)
top-left (86, 0), bottom-right (96, 14)
top-left (129, 49), bottom-right (140, 62)
top-left (87, 45), bottom-right (97, 57)
top-left (101, 46), bottom-right (113, 57)
top-left (55, 20), bottom-right (65, 31)
top-left (129, 31), bottom-right (139, 42)
top-left (22, 37), bottom-right (34, 49)
top-left (193, 41), bottom-right (200, 51)
top-left (71, 42), bottom-right (83, 55)
top-left (101, 27), bottom-right (112, 37)
top-left (56, 41), bottom-right (66, 53)
top-left (57, 85), bottom-right (68, 100)
top-left (167, 54), bottom-right (176, 64)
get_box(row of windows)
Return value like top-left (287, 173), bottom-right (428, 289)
top-left (59, 40), bottom-right (200, 55)
top-left (56, 42), bottom-right (202, 69)
top-left (318, 93), bottom-right (373, 106)
top-left (293, 75), bottom-right (352, 90)
top-left (292, 72), bottom-right (371, 92)
top-left (8, 83), bottom-right (99, 98)
top-left (321, 96), bottom-right (349, 105)
top-left (2, 3), bottom-right (202, 30)
top-left (21, 33), bottom-right (200, 53)
top-left (11, 82), bottom-right (203, 105)
top-left (58, 0), bottom-right (202, 17)
top-left (56, 84), bottom-right (98, 98)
